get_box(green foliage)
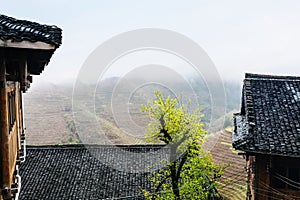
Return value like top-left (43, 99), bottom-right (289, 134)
top-left (141, 91), bottom-right (223, 200)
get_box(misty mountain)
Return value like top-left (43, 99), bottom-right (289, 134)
top-left (24, 77), bottom-right (241, 145)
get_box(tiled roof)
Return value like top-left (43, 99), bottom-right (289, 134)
top-left (233, 73), bottom-right (300, 156)
top-left (0, 14), bottom-right (62, 47)
top-left (19, 145), bottom-right (168, 200)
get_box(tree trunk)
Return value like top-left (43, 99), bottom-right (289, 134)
top-left (170, 145), bottom-right (180, 199)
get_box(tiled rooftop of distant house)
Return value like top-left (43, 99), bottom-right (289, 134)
top-left (0, 14), bottom-right (62, 47)
top-left (233, 73), bottom-right (300, 156)
top-left (19, 145), bottom-right (169, 200)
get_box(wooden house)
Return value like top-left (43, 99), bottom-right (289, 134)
top-left (233, 73), bottom-right (300, 200)
top-left (0, 14), bottom-right (61, 199)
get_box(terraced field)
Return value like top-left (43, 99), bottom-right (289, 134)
top-left (24, 84), bottom-right (146, 145)
top-left (23, 85), bottom-right (75, 145)
top-left (23, 82), bottom-right (246, 198)
top-left (204, 128), bottom-right (247, 200)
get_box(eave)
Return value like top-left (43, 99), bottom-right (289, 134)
top-left (237, 149), bottom-right (300, 158)
top-left (0, 39), bottom-right (56, 50)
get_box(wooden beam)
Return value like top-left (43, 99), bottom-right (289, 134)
top-left (6, 74), bottom-right (32, 83)
top-left (5, 75), bottom-right (18, 82)
top-left (19, 59), bottom-right (29, 92)
top-left (0, 39), bottom-right (56, 50)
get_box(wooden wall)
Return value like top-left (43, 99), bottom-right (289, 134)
top-left (247, 154), bottom-right (300, 200)
top-left (269, 156), bottom-right (300, 200)
top-left (254, 155), bottom-right (270, 200)
top-left (0, 59), bottom-right (23, 199)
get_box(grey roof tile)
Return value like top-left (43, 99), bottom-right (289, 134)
top-left (233, 73), bottom-right (300, 157)
top-left (0, 14), bottom-right (62, 47)
top-left (19, 145), bottom-right (168, 200)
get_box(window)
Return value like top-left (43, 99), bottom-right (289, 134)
top-left (8, 91), bottom-right (16, 132)
top-left (273, 166), bottom-right (285, 189)
top-left (272, 166), bottom-right (300, 190)
top-left (288, 168), bottom-right (300, 190)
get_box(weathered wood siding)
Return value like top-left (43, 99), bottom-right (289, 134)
top-left (248, 154), bottom-right (300, 200)
top-left (0, 60), bottom-right (23, 197)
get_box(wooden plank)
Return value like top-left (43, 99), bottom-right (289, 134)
top-left (8, 119), bottom-right (17, 184)
top-left (0, 59), bottom-right (11, 188)
top-left (0, 59), bottom-right (4, 188)
top-left (0, 39), bottom-right (56, 50)
top-left (16, 84), bottom-right (22, 156)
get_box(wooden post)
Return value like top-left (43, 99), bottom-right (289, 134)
top-left (0, 58), bottom-right (4, 191)
top-left (0, 58), bottom-right (10, 189)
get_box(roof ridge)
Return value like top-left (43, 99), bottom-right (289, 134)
top-left (26, 144), bottom-right (167, 149)
top-left (245, 73), bottom-right (300, 80)
top-left (240, 79), bottom-right (256, 147)
top-left (243, 79), bottom-right (254, 121)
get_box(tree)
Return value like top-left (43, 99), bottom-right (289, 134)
top-left (141, 91), bottom-right (223, 200)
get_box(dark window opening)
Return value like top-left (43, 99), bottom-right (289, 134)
top-left (273, 166), bottom-right (285, 189)
top-left (288, 168), bottom-right (300, 190)
top-left (8, 91), bottom-right (16, 132)
top-left (272, 165), bottom-right (300, 190)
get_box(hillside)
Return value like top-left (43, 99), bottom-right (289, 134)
top-left (23, 79), bottom-right (240, 145)
top-left (204, 128), bottom-right (247, 200)
top-left (24, 84), bottom-right (74, 145)
top-left (23, 81), bottom-right (247, 199)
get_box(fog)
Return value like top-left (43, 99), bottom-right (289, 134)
top-left (2, 1), bottom-right (300, 87)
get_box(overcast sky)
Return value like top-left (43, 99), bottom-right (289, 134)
top-left (2, 1), bottom-right (300, 85)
